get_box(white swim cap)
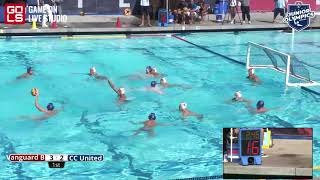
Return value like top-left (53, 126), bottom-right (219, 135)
top-left (160, 77), bottom-right (167, 83)
top-left (90, 67), bottom-right (96, 73)
top-left (249, 68), bottom-right (255, 74)
top-left (235, 91), bottom-right (242, 98)
top-left (180, 102), bottom-right (187, 110)
top-left (152, 68), bottom-right (157, 73)
top-left (119, 88), bottom-right (125, 95)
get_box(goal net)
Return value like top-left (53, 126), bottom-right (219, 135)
top-left (246, 42), bottom-right (319, 87)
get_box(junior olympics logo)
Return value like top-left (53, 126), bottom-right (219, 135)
top-left (283, 1), bottom-right (315, 31)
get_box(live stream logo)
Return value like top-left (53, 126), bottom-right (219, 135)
top-left (4, 3), bottom-right (26, 24)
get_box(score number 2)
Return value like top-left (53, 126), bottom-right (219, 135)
top-left (246, 140), bottom-right (260, 155)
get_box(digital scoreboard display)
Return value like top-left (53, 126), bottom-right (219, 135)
top-left (241, 129), bottom-right (261, 156)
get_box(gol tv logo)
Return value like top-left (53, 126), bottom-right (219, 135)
top-left (4, 4), bottom-right (26, 24)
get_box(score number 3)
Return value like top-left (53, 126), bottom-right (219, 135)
top-left (246, 140), bottom-right (260, 155)
top-left (50, 155), bottom-right (64, 161)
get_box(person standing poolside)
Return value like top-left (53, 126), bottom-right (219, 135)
top-left (139, 0), bottom-right (152, 27)
top-left (239, 0), bottom-right (251, 24)
top-left (272, 0), bottom-right (288, 23)
top-left (17, 67), bottom-right (33, 79)
top-left (88, 67), bottom-right (108, 80)
top-left (229, 0), bottom-right (237, 24)
top-left (106, 78), bottom-right (127, 102)
top-left (131, 113), bottom-right (171, 137)
top-left (179, 102), bottom-right (203, 120)
top-left (247, 68), bottom-right (260, 83)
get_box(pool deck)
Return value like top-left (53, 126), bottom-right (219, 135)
top-left (0, 12), bottom-right (320, 36)
top-left (223, 139), bottom-right (312, 178)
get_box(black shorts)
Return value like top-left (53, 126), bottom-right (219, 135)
top-left (141, 6), bottom-right (151, 15)
top-left (274, 8), bottom-right (285, 17)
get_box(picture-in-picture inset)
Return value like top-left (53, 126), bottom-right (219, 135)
top-left (223, 128), bottom-right (312, 179)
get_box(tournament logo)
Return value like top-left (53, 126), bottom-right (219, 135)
top-left (283, 1), bottom-right (315, 31)
top-left (5, 3), bottom-right (26, 24)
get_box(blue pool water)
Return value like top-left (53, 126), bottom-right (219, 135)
top-left (0, 30), bottom-right (319, 179)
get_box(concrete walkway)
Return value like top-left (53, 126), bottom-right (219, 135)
top-left (224, 139), bottom-right (312, 177)
top-left (0, 12), bottom-right (319, 36)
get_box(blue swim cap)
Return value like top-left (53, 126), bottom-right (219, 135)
top-left (146, 66), bottom-right (152, 73)
top-left (151, 81), bottom-right (157, 87)
top-left (27, 67), bottom-right (32, 73)
top-left (47, 103), bottom-right (55, 111)
top-left (148, 113), bottom-right (156, 120)
top-left (256, 100), bottom-right (264, 109)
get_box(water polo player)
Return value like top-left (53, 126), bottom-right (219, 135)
top-left (131, 113), bottom-right (171, 137)
top-left (107, 78), bottom-right (127, 102)
top-left (19, 89), bottom-right (63, 121)
top-left (179, 102), bottom-right (203, 120)
top-left (88, 67), bottom-right (108, 80)
top-left (17, 67), bottom-right (33, 79)
top-left (246, 100), bottom-right (278, 114)
top-left (146, 66), bottom-right (165, 78)
top-left (159, 77), bottom-right (191, 89)
top-left (231, 91), bottom-right (250, 103)
top-left (247, 68), bottom-right (260, 83)
top-left (147, 81), bottom-right (164, 94)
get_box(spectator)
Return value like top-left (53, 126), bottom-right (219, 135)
top-left (39, 0), bottom-right (54, 28)
top-left (188, 0), bottom-right (200, 24)
top-left (239, 0), bottom-right (251, 24)
top-left (229, 0), bottom-right (237, 24)
top-left (139, 0), bottom-right (152, 27)
top-left (272, 0), bottom-right (287, 23)
top-left (198, 0), bottom-right (209, 23)
top-left (173, 0), bottom-right (189, 24)
top-left (51, 0), bottom-right (63, 15)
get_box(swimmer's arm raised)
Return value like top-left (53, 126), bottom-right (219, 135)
top-left (107, 79), bottom-right (119, 94)
top-left (35, 96), bottom-right (49, 113)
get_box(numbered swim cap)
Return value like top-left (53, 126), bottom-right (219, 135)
top-left (160, 77), bottom-right (167, 84)
top-left (119, 88), bottom-right (126, 95)
top-left (151, 81), bottom-right (157, 87)
top-left (146, 66), bottom-right (152, 73)
top-left (148, 113), bottom-right (156, 120)
top-left (256, 100), bottom-right (264, 109)
top-left (47, 103), bottom-right (55, 111)
top-left (27, 67), bottom-right (32, 74)
top-left (180, 102), bottom-right (187, 110)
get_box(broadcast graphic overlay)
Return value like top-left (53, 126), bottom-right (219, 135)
top-left (223, 128), bottom-right (312, 179)
top-left (7, 154), bottom-right (104, 168)
top-left (4, 3), bottom-right (67, 25)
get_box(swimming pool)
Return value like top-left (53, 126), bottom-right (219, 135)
top-left (0, 30), bottom-right (319, 179)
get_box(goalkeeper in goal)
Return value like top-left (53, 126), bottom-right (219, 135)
top-left (247, 68), bottom-right (260, 83)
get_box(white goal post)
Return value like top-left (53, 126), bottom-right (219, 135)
top-left (246, 41), bottom-right (319, 87)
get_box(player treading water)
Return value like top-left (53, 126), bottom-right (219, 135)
top-left (130, 113), bottom-right (171, 137)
